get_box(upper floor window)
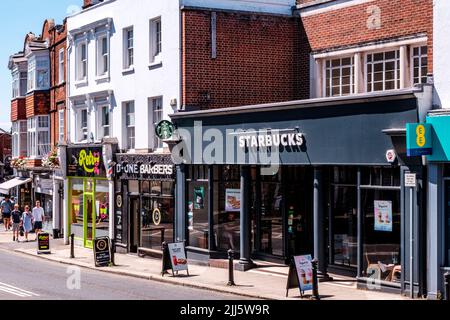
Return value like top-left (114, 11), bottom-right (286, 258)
top-left (124, 101), bottom-right (135, 150)
top-left (27, 116), bottom-right (50, 158)
top-left (366, 50), bottom-right (400, 92)
top-left (412, 46), bottom-right (428, 85)
top-left (59, 49), bottom-right (65, 84)
top-left (12, 71), bottom-right (19, 99)
top-left (58, 109), bottom-right (65, 144)
top-left (98, 105), bottom-right (111, 139)
top-left (97, 35), bottom-right (109, 76)
top-left (78, 108), bottom-right (89, 142)
top-left (28, 57), bottom-right (50, 91)
top-left (12, 121), bottom-right (27, 158)
top-left (76, 42), bottom-right (87, 81)
top-left (150, 18), bottom-right (162, 63)
top-left (123, 27), bottom-right (134, 69)
top-left (324, 57), bottom-right (355, 97)
top-left (151, 97), bottom-right (163, 149)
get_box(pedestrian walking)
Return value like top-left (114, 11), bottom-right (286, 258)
top-left (32, 200), bottom-right (45, 239)
top-left (11, 204), bottom-right (22, 242)
top-left (22, 205), bottom-right (33, 242)
top-left (1, 196), bottom-right (13, 231)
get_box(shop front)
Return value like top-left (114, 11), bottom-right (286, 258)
top-left (114, 153), bottom-right (175, 256)
top-left (65, 145), bottom-right (112, 248)
top-left (34, 174), bottom-right (54, 233)
top-left (171, 90), bottom-right (430, 295)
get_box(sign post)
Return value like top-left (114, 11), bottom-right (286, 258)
top-left (37, 232), bottom-right (51, 254)
top-left (93, 237), bottom-right (112, 267)
top-left (405, 173), bottom-right (416, 299)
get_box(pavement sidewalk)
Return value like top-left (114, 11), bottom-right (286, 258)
top-left (0, 229), bottom-right (408, 300)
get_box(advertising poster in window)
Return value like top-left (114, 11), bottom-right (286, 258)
top-left (225, 189), bottom-right (241, 212)
top-left (374, 200), bottom-right (393, 232)
top-left (293, 255), bottom-right (313, 292)
top-left (194, 187), bottom-right (205, 210)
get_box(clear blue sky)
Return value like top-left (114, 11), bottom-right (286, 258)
top-left (0, 0), bottom-right (82, 131)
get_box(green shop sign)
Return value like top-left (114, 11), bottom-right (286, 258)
top-left (406, 123), bottom-right (432, 157)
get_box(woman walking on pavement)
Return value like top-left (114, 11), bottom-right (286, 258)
top-left (11, 204), bottom-right (22, 242)
top-left (22, 205), bottom-right (33, 242)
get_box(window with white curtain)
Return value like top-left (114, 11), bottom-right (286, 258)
top-left (27, 117), bottom-right (49, 158)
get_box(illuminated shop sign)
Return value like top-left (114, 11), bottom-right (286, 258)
top-left (67, 146), bottom-right (105, 177)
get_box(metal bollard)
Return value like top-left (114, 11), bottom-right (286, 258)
top-left (311, 259), bottom-right (320, 300)
top-left (70, 234), bottom-right (75, 259)
top-left (110, 238), bottom-right (116, 266)
top-left (227, 249), bottom-right (236, 286)
top-left (445, 272), bottom-right (450, 301)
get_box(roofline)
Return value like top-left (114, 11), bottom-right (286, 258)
top-left (170, 89), bottom-right (420, 120)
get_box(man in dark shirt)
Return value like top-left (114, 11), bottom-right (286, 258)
top-left (11, 204), bottom-right (22, 242)
top-left (1, 196), bottom-right (13, 231)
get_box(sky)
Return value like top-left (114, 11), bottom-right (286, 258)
top-left (0, 0), bottom-right (82, 131)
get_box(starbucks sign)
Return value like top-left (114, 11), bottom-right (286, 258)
top-left (155, 120), bottom-right (175, 140)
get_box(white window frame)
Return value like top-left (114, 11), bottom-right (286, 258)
top-left (97, 105), bottom-right (111, 140)
top-left (12, 70), bottom-right (19, 99)
top-left (77, 108), bottom-right (89, 142)
top-left (411, 45), bottom-right (428, 86)
top-left (150, 97), bottom-right (163, 150)
top-left (322, 56), bottom-right (355, 97)
top-left (365, 49), bottom-right (401, 93)
top-left (124, 101), bottom-right (135, 150)
top-left (58, 109), bottom-right (65, 144)
top-left (149, 17), bottom-right (162, 64)
top-left (27, 58), bottom-right (36, 92)
top-left (59, 49), bottom-right (65, 84)
top-left (76, 41), bottom-right (88, 82)
top-left (96, 33), bottom-right (110, 78)
top-left (123, 27), bottom-right (134, 70)
top-left (26, 116), bottom-right (50, 158)
top-left (12, 122), bottom-right (19, 158)
top-left (19, 121), bottom-right (27, 157)
top-left (35, 57), bottom-right (50, 90)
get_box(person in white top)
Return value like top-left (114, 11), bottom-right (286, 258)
top-left (32, 200), bottom-right (45, 238)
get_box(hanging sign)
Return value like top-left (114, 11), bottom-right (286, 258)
top-left (406, 123), bottom-right (432, 156)
top-left (155, 120), bottom-right (175, 140)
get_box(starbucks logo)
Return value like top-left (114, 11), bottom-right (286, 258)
top-left (155, 120), bottom-right (175, 140)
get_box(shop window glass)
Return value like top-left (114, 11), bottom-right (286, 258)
top-left (188, 181), bottom-right (209, 249)
top-left (210, 166), bottom-right (241, 252)
top-left (151, 181), bottom-right (161, 196)
top-left (142, 181), bottom-right (150, 194)
top-left (95, 180), bottom-right (110, 238)
top-left (141, 192), bottom-right (175, 250)
top-left (70, 179), bottom-right (84, 239)
top-left (129, 180), bottom-right (139, 193)
top-left (361, 189), bottom-right (401, 283)
top-left (162, 181), bottom-right (173, 196)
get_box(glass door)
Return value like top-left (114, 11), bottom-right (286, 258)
top-left (84, 193), bottom-right (95, 248)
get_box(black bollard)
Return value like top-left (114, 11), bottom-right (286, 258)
top-left (445, 272), bottom-right (450, 301)
top-left (311, 259), bottom-right (320, 300)
top-left (227, 249), bottom-right (236, 286)
top-left (70, 234), bottom-right (75, 259)
top-left (110, 238), bottom-right (116, 266)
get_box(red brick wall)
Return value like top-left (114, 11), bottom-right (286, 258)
top-left (11, 98), bottom-right (27, 122)
top-left (300, 0), bottom-right (433, 71)
top-left (182, 9), bottom-right (309, 110)
top-left (26, 91), bottom-right (50, 118)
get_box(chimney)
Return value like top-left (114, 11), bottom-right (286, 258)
top-left (83, 0), bottom-right (103, 9)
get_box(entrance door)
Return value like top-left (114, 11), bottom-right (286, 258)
top-left (129, 197), bottom-right (140, 253)
top-left (84, 193), bottom-right (95, 248)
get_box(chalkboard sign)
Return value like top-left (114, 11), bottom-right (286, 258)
top-left (94, 237), bottom-right (111, 267)
top-left (162, 242), bottom-right (189, 276)
top-left (37, 233), bottom-right (51, 254)
top-left (286, 255), bottom-right (314, 298)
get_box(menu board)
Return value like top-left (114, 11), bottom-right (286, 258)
top-left (94, 237), bottom-right (111, 267)
top-left (168, 242), bottom-right (189, 273)
top-left (225, 189), bottom-right (241, 212)
top-left (37, 233), bottom-right (51, 254)
top-left (293, 255), bottom-right (314, 292)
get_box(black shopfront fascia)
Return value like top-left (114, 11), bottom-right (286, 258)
top-left (171, 92), bottom-right (428, 295)
top-left (114, 153), bottom-right (176, 255)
